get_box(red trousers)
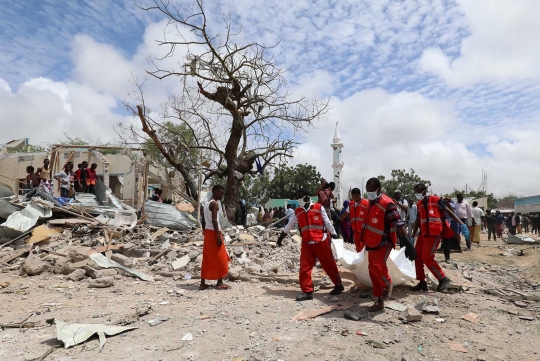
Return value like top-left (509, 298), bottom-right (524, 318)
top-left (368, 245), bottom-right (392, 297)
top-left (415, 234), bottom-right (445, 281)
top-left (299, 239), bottom-right (341, 293)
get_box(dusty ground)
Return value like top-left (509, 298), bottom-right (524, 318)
top-left (1, 232), bottom-right (539, 361)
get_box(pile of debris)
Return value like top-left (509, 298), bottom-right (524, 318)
top-left (0, 183), bottom-right (309, 285)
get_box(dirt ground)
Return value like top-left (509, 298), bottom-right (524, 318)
top-left (1, 232), bottom-right (539, 361)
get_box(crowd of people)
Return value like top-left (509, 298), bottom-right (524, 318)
top-left (24, 158), bottom-right (99, 198)
top-left (194, 175), bottom-right (539, 314)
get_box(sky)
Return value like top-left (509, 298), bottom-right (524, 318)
top-left (1, 0), bottom-right (540, 197)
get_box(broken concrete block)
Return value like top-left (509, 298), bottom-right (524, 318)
top-left (246, 265), bottom-right (262, 273)
top-left (249, 225), bottom-right (265, 232)
top-left (96, 269), bottom-right (117, 278)
top-left (110, 253), bottom-right (134, 268)
top-left (172, 255), bottom-right (191, 270)
top-left (20, 257), bottom-right (49, 276)
top-left (166, 250), bottom-right (178, 261)
top-left (344, 310), bottom-right (362, 321)
top-left (188, 250), bottom-right (199, 259)
top-left (291, 235), bottom-right (302, 243)
top-left (414, 298), bottom-right (426, 311)
top-left (228, 266), bottom-right (243, 279)
top-left (67, 269), bottom-right (86, 282)
top-left (68, 248), bottom-right (89, 263)
top-left (385, 302), bottom-right (407, 312)
top-left (88, 277), bottom-right (114, 288)
top-left (239, 233), bottom-right (255, 242)
top-left (406, 307), bottom-right (423, 322)
top-left (422, 305), bottom-right (440, 314)
top-left (84, 266), bottom-right (99, 279)
top-left (54, 258), bottom-right (73, 275)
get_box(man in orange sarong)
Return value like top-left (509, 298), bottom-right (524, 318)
top-left (200, 185), bottom-right (231, 290)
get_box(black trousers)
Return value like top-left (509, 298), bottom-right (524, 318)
top-left (442, 238), bottom-right (452, 260)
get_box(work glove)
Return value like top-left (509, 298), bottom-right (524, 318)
top-left (398, 234), bottom-right (417, 261)
top-left (276, 232), bottom-right (286, 247)
top-left (331, 234), bottom-right (339, 239)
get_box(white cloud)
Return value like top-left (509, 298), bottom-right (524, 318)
top-left (420, 0), bottom-right (540, 87)
top-left (72, 35), bottom-right (135, 98)
top-left (293, 87), bottom-right (540, 197)
top-left (0, 77), bottom-right (130, 146)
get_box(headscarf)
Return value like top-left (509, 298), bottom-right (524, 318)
top-left (340, 200), bottom-right (349, 216)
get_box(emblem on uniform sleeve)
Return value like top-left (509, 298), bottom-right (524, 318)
top-left (372, 218), bottom-right (378, 224)
top-left (314, 216), bottom-right (319, 221)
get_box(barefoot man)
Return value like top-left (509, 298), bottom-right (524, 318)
top-left (200, 185), bottom-right (230, 290)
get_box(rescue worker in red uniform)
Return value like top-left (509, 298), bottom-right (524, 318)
top-left (277, 189), bottom-right (344, 301)
top-left (340, 188), bottom-right (368, 252)
top-left (354, 178), bottom-right (417, 311)
top-left (411, 183), bottom-right (464, 292)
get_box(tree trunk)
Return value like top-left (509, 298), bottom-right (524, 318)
top-left (222, 114), bottom-right (244, 221)
top-left (224, 169), bottom-right (240, 221)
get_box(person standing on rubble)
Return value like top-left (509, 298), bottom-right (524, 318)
top-left (25, 166), bottom-right (40, 191)
top-left (85, 163), bottom-right (97, 194)
top-left (276, 188), bottom-right (344, 301)
top-left (200, 184), bottom-right (230, 290)
top-left (411, 183), bottom-right (463, 293)
top-left (347, 179), bottom-right (416, 312)
top-left (36, 158), bottom-right (53, 195)
top-left (54, 164), bottom-right (73, 198)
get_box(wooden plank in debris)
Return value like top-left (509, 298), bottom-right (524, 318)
top-left (26, 225), bottom-right (63, 245)
top-left (149, 227), bottom-right (169, 242)
top-left (0, 246), bottom-right (32, 265)
top-left (48, 218), bottom-right (98, 226)
top-left (88, 244), bottom-right (124, 255)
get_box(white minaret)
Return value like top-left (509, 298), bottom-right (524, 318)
top-left (331, 122), bottom-right (344, 208)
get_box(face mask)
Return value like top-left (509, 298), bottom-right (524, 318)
top-left (415, 193), bottom-right (424, 200)
top-left (366, 191), bottom-right (379, 200)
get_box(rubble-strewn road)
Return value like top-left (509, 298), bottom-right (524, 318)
top-left (0, 233), bottom-right (539, 361)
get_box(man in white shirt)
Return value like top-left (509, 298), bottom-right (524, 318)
top-left (277, 189), bottom-right (343, 301)
top-left (408, 203), bottom-right (417, 238)
top-left (393, 190), bottom-right (409, 233)
top-left (471, 201), bottom-right (487, 245)
top-left (455, 194), bottom-right (474, 251)
top-left (53, 164), bottom-right (72, 198)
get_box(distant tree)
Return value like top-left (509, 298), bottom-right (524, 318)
top-left (266, 163), bottom-right (322, 200)
top-left (215, 163), bottom-right (321, 208)
top-left (377, 169), bottom-right (431, 200)
top-left (6, 143), bottom-right (46, 154)
top-left (52, 135), bottom-right (119, 155)
top-left (497, 194), bottom-right (517, 209)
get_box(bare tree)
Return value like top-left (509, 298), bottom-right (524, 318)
top-left (132, 0), bottom-right (329, 220)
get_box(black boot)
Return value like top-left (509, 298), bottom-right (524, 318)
top-left (329, 284), bottom-right (344, 295)
top-left (295, 292), bottom-right (313, 301)
top-left (436, 277), bottom-right (451, 292)
top-left (410, 280), bottom-right (428, 291)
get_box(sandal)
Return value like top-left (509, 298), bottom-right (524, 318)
top-left (382, 284), bottom-right (393, 299)
top-left (369, 300), bottom-right (384, 312)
